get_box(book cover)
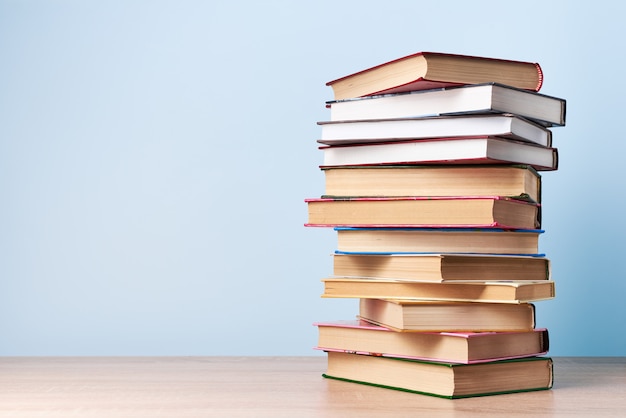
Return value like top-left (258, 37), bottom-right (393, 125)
top-left (357, 299), bottom-right (537, 332)
top-left (315, 319), bottom-right (549, 364)
top-left (334, 227), bottom-right (545, 256)
top-left (306, 196), bottom-right (540, 229)
top-left (317, 114), bottom-right (553, 148)
top-left (332, 252), bottom-right (551, 282)
top-left (322, 164), bottom-right (542, 203)
top-left (323, 351), bottom-right (553, 399)
top-left (319, 137), bottom-right (558, 171)
top-left (326, 82), bottom-right (566, 126)
top-left (321, 278), bottom-right (556, 303)
top-left (326, 52), bottom-right (543, 100)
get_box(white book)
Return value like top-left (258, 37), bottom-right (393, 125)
top-left (327, 83), bottom-right (566, 127)
top-left (318, 114), bottom-right (552, 147)
top-left (320, 137), bottom-right (558, 171)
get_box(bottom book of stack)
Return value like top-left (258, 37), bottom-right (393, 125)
top-left (323, 350), bottom-right (553, 399)
top-left (315, 319), bottom-right (553, 399)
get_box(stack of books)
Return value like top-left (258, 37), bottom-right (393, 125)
top-left (305, 52), bottom-right (566, 399)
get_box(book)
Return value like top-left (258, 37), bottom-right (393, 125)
top-left (358, 299), bottom-right (536, 332)
top-left (333, 253), bottom-right (551, 282)
top-left (305, 196), bottom-right (540, 229)
top-left (326, 52), bottom-right (544, 100)
top-left (323, 351), bottom-right (553, 399)
top-left (327, 83), bottom-right (566, 126)
top-left (319, 137), bottom-right (558, 171)
top-left (318, 114), bottom-right (553, 147)
top-left (323, 165), bottom-right (542, 202)
top-left (315, 320), bottom-right (549, 364)
top-left (335, 228), bottom-right (543, 255)
top-left (321, 278), bottom-right (555, 303)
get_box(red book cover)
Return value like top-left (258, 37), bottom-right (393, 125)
top-left (305, 196), bottom-right (540, 229)
top-left (326, 52), bottom-right (543, 100)
top-left (315, 319), bottom-right (549, 364)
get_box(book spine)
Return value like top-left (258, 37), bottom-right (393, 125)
top-left (535, 63), bottom-right (544, 91)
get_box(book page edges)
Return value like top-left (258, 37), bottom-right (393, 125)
top-left (314, 319), bottom-right (549, 336)
top-left (326, 52), bottom-right (542, 89)
top-left (316, 346), bottom-right (549, 365)
top-left (322, 359), bottom-right (552, 398)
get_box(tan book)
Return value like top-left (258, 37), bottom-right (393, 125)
top-left (333, 253), bottom-right (550, 282)
top-left (335, 228), bottom-right (542, 255)
top-left (315, 319), bottom-right (549, 364)
top-left (323, 351), bottom-right (553, 399)
top-left (323, 165), bottom-right (541, 203)
top-left (306, 196), bottom-right (540, 229)
top-left (326, 51), bottom-right (543, 100)
top-left (358, 299), bottom-right (535, 332)
top-left (321, 278), bottom-right (555, 303)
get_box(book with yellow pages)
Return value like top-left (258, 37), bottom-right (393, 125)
top-left (334, 228), bottom-right (543, 255)
top-left (306, 196), bottom-right (540, 229)
top-left (321, 278), bottom-right (555, 303)
top-left (326, 52), bottom-right (543, 100)
top-left (315, 319), bottom-right (549, 364)
top-left (323, 351), bottom-right (553, 399)
top-left (333, 253), bottom-right (550, 282)
top-left (358, 299), bottom-right (536, 332)
top-left (322, 165), bottom-right (541, 202)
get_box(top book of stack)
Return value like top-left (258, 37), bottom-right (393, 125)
top-left (326, 51), bottom-right (544, 100)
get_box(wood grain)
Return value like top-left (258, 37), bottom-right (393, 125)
top-left (0, 357), bottom-right (624, 417)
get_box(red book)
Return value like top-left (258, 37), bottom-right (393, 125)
top-left (305, 196), bottom-right (540, 229)
top-left (326, 52), bottom-right (543, 100)
top-left (315, 319), bottom-right (549, 364)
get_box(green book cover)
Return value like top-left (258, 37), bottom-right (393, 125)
top-left (323, 353), bottom-right (553, 399)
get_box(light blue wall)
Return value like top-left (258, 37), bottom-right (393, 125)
top-left (1, 0), bottom-right (624, 356)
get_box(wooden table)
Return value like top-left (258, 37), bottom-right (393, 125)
top-left (0, 357), bottom-right (624, 417)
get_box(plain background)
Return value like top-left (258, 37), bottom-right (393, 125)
top-left (1, 0), bottom-right (624, 356)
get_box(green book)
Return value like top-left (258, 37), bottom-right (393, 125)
top-left (323, 351), bottom-right (553, 399)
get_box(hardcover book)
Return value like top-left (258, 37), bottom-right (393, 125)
top-left (332, 253), bottom-right (551, 282)
top-left (306, 196), bottom-right (540, 229)
top-left (334, 227), bottom-right (543, 256)
top-left (322, 165), bottom-right (542, 202)
top-left (358, 299), bottom-right (536, 332)
top-left (327, 82), bottom-right (565, 126)
top-left (317, 114), bottom-right (553, 148)
top-left (315, 319), bottom-right (549, 364)
top-left (321, 278), bottom-right (555, 303)
top-left (326, 52), bottom-right (543, 100)
top-left (323, 351), bottom-right (554, 399)
top-left (319, 137), bottom-right (558, 171)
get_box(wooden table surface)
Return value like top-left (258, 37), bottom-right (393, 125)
top-left (0, 356), bottom-right (624, 417)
